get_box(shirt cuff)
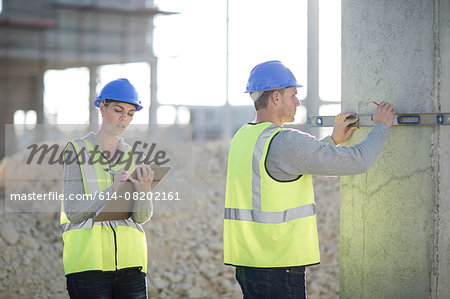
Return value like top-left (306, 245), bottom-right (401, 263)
top-left (321, 135), bottom-right (337, 146)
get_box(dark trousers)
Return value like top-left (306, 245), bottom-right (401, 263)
top-left (235, 266), bottom-right (306, 299)
top-left (66, 268), bottom-right (147, 299)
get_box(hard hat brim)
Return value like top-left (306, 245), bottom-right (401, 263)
top-left (95, 97), bottom-right (143, 111)
top-left (245, 83), bottom-right (303, 94)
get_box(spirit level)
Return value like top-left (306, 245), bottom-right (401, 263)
top-left (307, 113), bottom-right (450, 127)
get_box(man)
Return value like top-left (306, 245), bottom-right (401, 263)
top-left (223, 60), bottom-right (395, 298)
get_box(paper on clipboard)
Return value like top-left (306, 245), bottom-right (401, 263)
top-left (147, 165), bottom-right (171, 190)
top-left (94, 165), bottom-right (171, 222)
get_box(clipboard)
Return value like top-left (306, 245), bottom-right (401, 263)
top-left (94, 165), bottom-right (171, 222)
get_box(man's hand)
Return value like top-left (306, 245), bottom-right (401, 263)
top-left (373, 101), bottom-right (395, 127)
top-left (331, 112), bottom-right (359, 144)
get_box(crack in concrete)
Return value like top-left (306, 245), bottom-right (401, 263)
top-left (348, 167), bottom-right (433, 196)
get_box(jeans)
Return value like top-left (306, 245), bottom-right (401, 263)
top-left (235, 266), bottom-right (306, 299)
top-left (66, 268), bottom-right (147, 299)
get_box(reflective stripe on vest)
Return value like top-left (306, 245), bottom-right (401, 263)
top-left (224, 124), bottom-right (316, 223)
top-left (224, 204), bottom-right (315, 224)
top-left (75, 139), bottom-right (99, 198)
top-left (61, 218), bottom-right (145, 234)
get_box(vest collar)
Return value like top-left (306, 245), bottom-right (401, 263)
top-left (248, 121), bottom-right (282, 128)
top-left (83, 132), bottom-right (129, 153)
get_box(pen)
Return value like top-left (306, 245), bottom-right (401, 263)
top-left (104, 168), bottom-right (116, 176)
top-left (372, 101), bottom-right (380, 106)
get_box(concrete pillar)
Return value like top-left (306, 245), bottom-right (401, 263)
top-left (340, 0), bottom-right (449, 298)
top-left (34, 71), bottom-right (44, 124)
top-left (89, 65), bottom-right (99, 132)
top-left (149, 56), bottom-right (158, 124)
top-left (0, 76), bottom-right (12, 158)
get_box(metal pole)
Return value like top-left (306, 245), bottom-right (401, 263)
top-left (149, 55), bottom-right (158, 124)
top-left (306, 0), bottom-right (320, 136)
top-left (222, 0), bottom-right (232, 138)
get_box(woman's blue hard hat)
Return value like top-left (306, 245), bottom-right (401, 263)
top-left (94, 78), bottom-right (143, 111)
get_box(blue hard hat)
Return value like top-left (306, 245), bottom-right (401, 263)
top-left (94, 78), bottom-right (143, 111)
top-left (245, 60), bottom-right (302, 93)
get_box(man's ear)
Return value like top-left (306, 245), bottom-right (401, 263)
top-left (270, 91), bottom-right (281, 106)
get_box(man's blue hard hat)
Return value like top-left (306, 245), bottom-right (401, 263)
top-left (245, 60), bottom-right (302, 94)
top-left (94, 78), bottom-right (143, 111)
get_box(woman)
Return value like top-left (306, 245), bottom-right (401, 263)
top-left (61, 78), bottom-right (153, 298)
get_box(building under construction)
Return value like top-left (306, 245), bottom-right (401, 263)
top-left (0, 0), bottom-right (175, 157)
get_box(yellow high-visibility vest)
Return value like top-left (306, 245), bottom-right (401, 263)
top-left (224, 122), bottom-right (320, 267)
top-left (60, 136), bottom-right (147, 275)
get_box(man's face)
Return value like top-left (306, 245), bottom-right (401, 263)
top-left (279, 87), bottom-right (300, 123)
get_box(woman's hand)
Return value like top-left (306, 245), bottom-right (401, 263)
top-left (112, 168), bottom-right (131, 191)
top-left (129, 164), bottom-right (154, 193)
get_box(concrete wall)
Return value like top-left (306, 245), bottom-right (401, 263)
top-left (340, 0), bottom-right (449, 298)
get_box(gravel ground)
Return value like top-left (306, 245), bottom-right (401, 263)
top-left (0, 140), bottom-right (340, 298)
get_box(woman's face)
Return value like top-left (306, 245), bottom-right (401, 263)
top-left (100, 101), bottom-right (136, 135)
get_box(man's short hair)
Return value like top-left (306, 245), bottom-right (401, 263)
top-left (254, 88), bottom-right (285, 111)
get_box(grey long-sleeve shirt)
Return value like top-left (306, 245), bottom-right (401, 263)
top-left (266, 123), bottom-right (390, 181)
top-left (63, 132), bottom-right (152, 224)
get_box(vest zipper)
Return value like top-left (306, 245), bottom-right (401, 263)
top-left (106, 152), bottom-right (117, 270)
top-left (109, 222), bottom-right (118, 270)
